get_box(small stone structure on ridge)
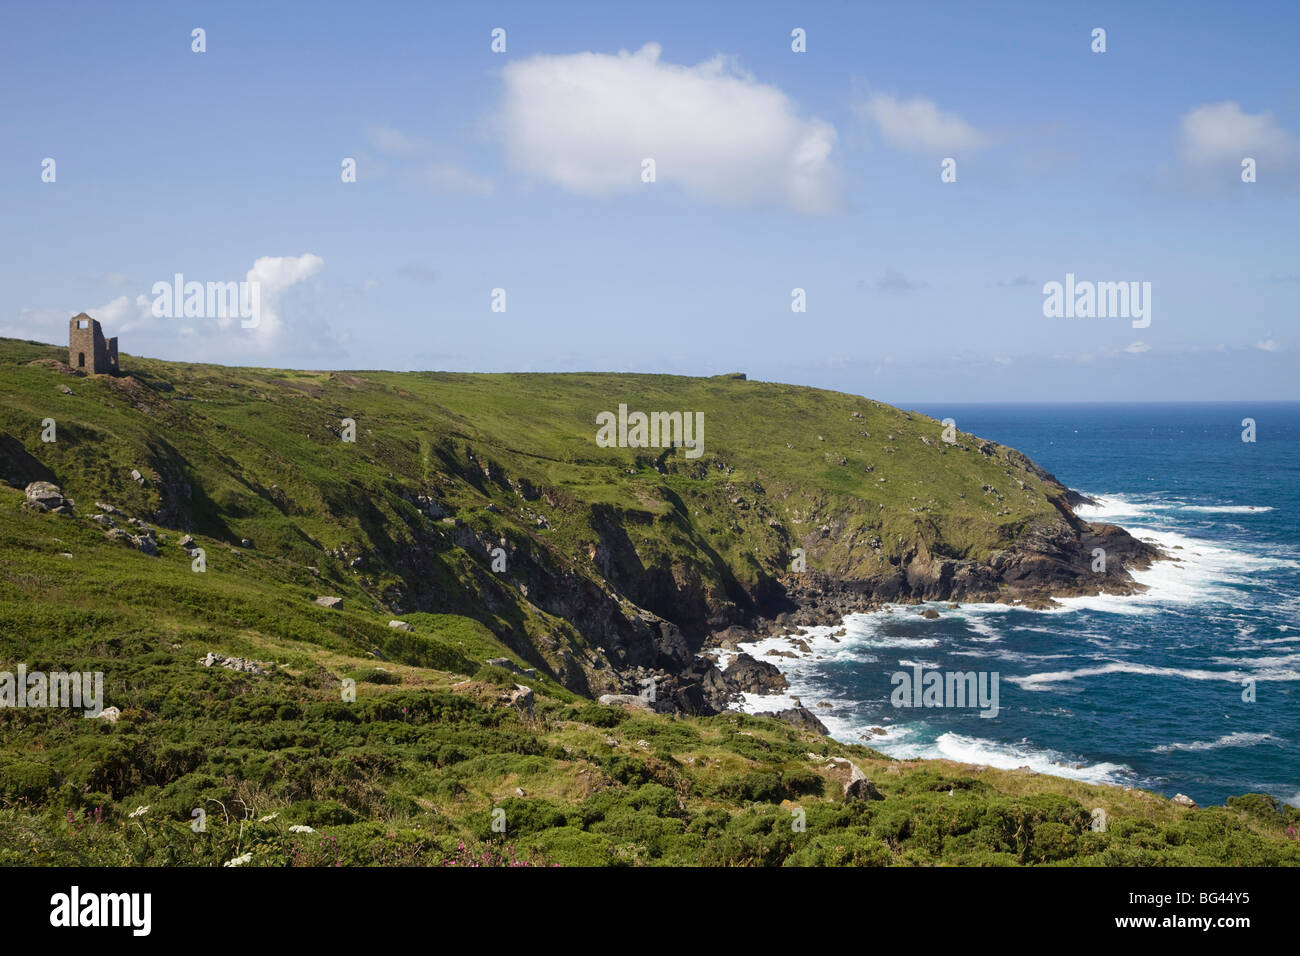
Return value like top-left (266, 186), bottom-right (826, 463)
top-left (68, 313), bottom-right (118, 374)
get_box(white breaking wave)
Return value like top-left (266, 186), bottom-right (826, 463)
top-left (1075, 494), bottom-right (1275, 519)
top-left (1177, 504), bottom-right (1274, 514)
top-left (885, 731), bottom-right (1136, 787)
top-left (723, 486), bottom-right (1293, 796)
top-left (1151, 732), bottom-right (1284, 754)
top-left (1010, 660), bottom-right (1300, 690)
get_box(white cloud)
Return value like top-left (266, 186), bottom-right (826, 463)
top-left (1256, 337), bottom-right (1280, 352)
top-left (498, 42), bottom-right (842, 214)
top-left (856, 92), bottom-right (991, 153)
top-left (84, 254), bottom-right (324, 350)
top-left (1124, 341), bottom-right (1151, 354)
top-left (1178, 101), bottom-right (1294, 166)
top-left (243, 254), bottom-right (325, 345)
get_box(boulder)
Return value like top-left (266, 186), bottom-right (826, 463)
top-left (921, 608), bottom-right (940, 619)
top-left (597, 694), bottom-right (654, 712)
top-left (772, 705), bottom-right (830, 735)
top-left (388, 620), bottom-right (414, 631)
top-left (509, 684), bottom-right (535, 716)
top-left (179, 535), bottom-right (197, 551)
top-left (708, 625), bottom-right (754, 650)
top-left (314, 596), bottom-right (343, 609)
top-left (844, 777), bottom-right (885, 801)
top-left (1172, 793), bottom-right (1198, 809)
top-left (723, 653), bottom-right (789, 695)
top-left (24, 481), bottom-right (74, 514)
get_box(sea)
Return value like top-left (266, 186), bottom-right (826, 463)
top-left (729, 403), bottom-right (1300, 808)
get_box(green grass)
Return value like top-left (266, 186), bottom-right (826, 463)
top-left (1, 338), bottom-right (1296, 866)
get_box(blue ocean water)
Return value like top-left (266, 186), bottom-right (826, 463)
top-left (736, 403), bottom-right (1300, 808)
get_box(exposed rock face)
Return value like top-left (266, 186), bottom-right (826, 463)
top-left (774, 705), bottom-right (830, 735)
top-left (723, 653), bottom-right (789, 695)
top-left (24, 481), bottom-right (74, 514)
top-left (598, 694), bottom-right (654, 712)
top-left (844, 776), bottom-right (885, 801)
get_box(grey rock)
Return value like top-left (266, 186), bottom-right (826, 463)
top-left (597, 694), bottom-right (654, 712)
top-left (723, 653), bottom-right (789, 695)
top-left (25, 481), bottom-right (74, 514)
top-left (844, 777), bottom-right (885, 801)
top-left (772, 705), bottom-right (830, 735)
top-left (314, 596), bottom-right (343, 609)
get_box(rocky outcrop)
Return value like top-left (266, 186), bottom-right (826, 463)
top-left (774, 706), bottom-right (830, 735)
top-left (200, 652), bottom-right (272, 675)
top-left (723, 653), bottom-right (789, 695)
top-left (24, 481), bottom-right (74, 514)
top-left (598, 694), bottom-right (654, 712)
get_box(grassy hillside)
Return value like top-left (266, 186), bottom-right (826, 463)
top-left (3, 336), bottom-right (1293, 866)
top-left (0, 338), bottom-right (1134, 689)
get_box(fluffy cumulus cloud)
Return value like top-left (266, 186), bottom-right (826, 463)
top-left (499, 42), bottom-right (842, 214)
top-left (855, 92), bottom-right (991, 153)
top-left (1178, 101), bottom-right (1294, 168)
top-left (243, 254), bottom-right (325, 344)
top-left (3, 254), bottom-right (328, 361)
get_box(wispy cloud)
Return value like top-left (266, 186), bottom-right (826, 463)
top-left (855, 91), bottom-right (991, 153)
top-left (1178, 101), bottom-right (1294, 168)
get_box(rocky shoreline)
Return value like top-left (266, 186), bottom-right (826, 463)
top-left (600, 490), bottom-right (1164, 728)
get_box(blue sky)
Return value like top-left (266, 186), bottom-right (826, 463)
top-left (1, 0), bottom-right (1296, 402)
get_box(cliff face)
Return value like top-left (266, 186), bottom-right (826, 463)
top-left (0, 339), bottom-right (1158, 708)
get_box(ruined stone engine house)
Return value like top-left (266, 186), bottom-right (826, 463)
top-left (68, 313), bottom-right (118, 374)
